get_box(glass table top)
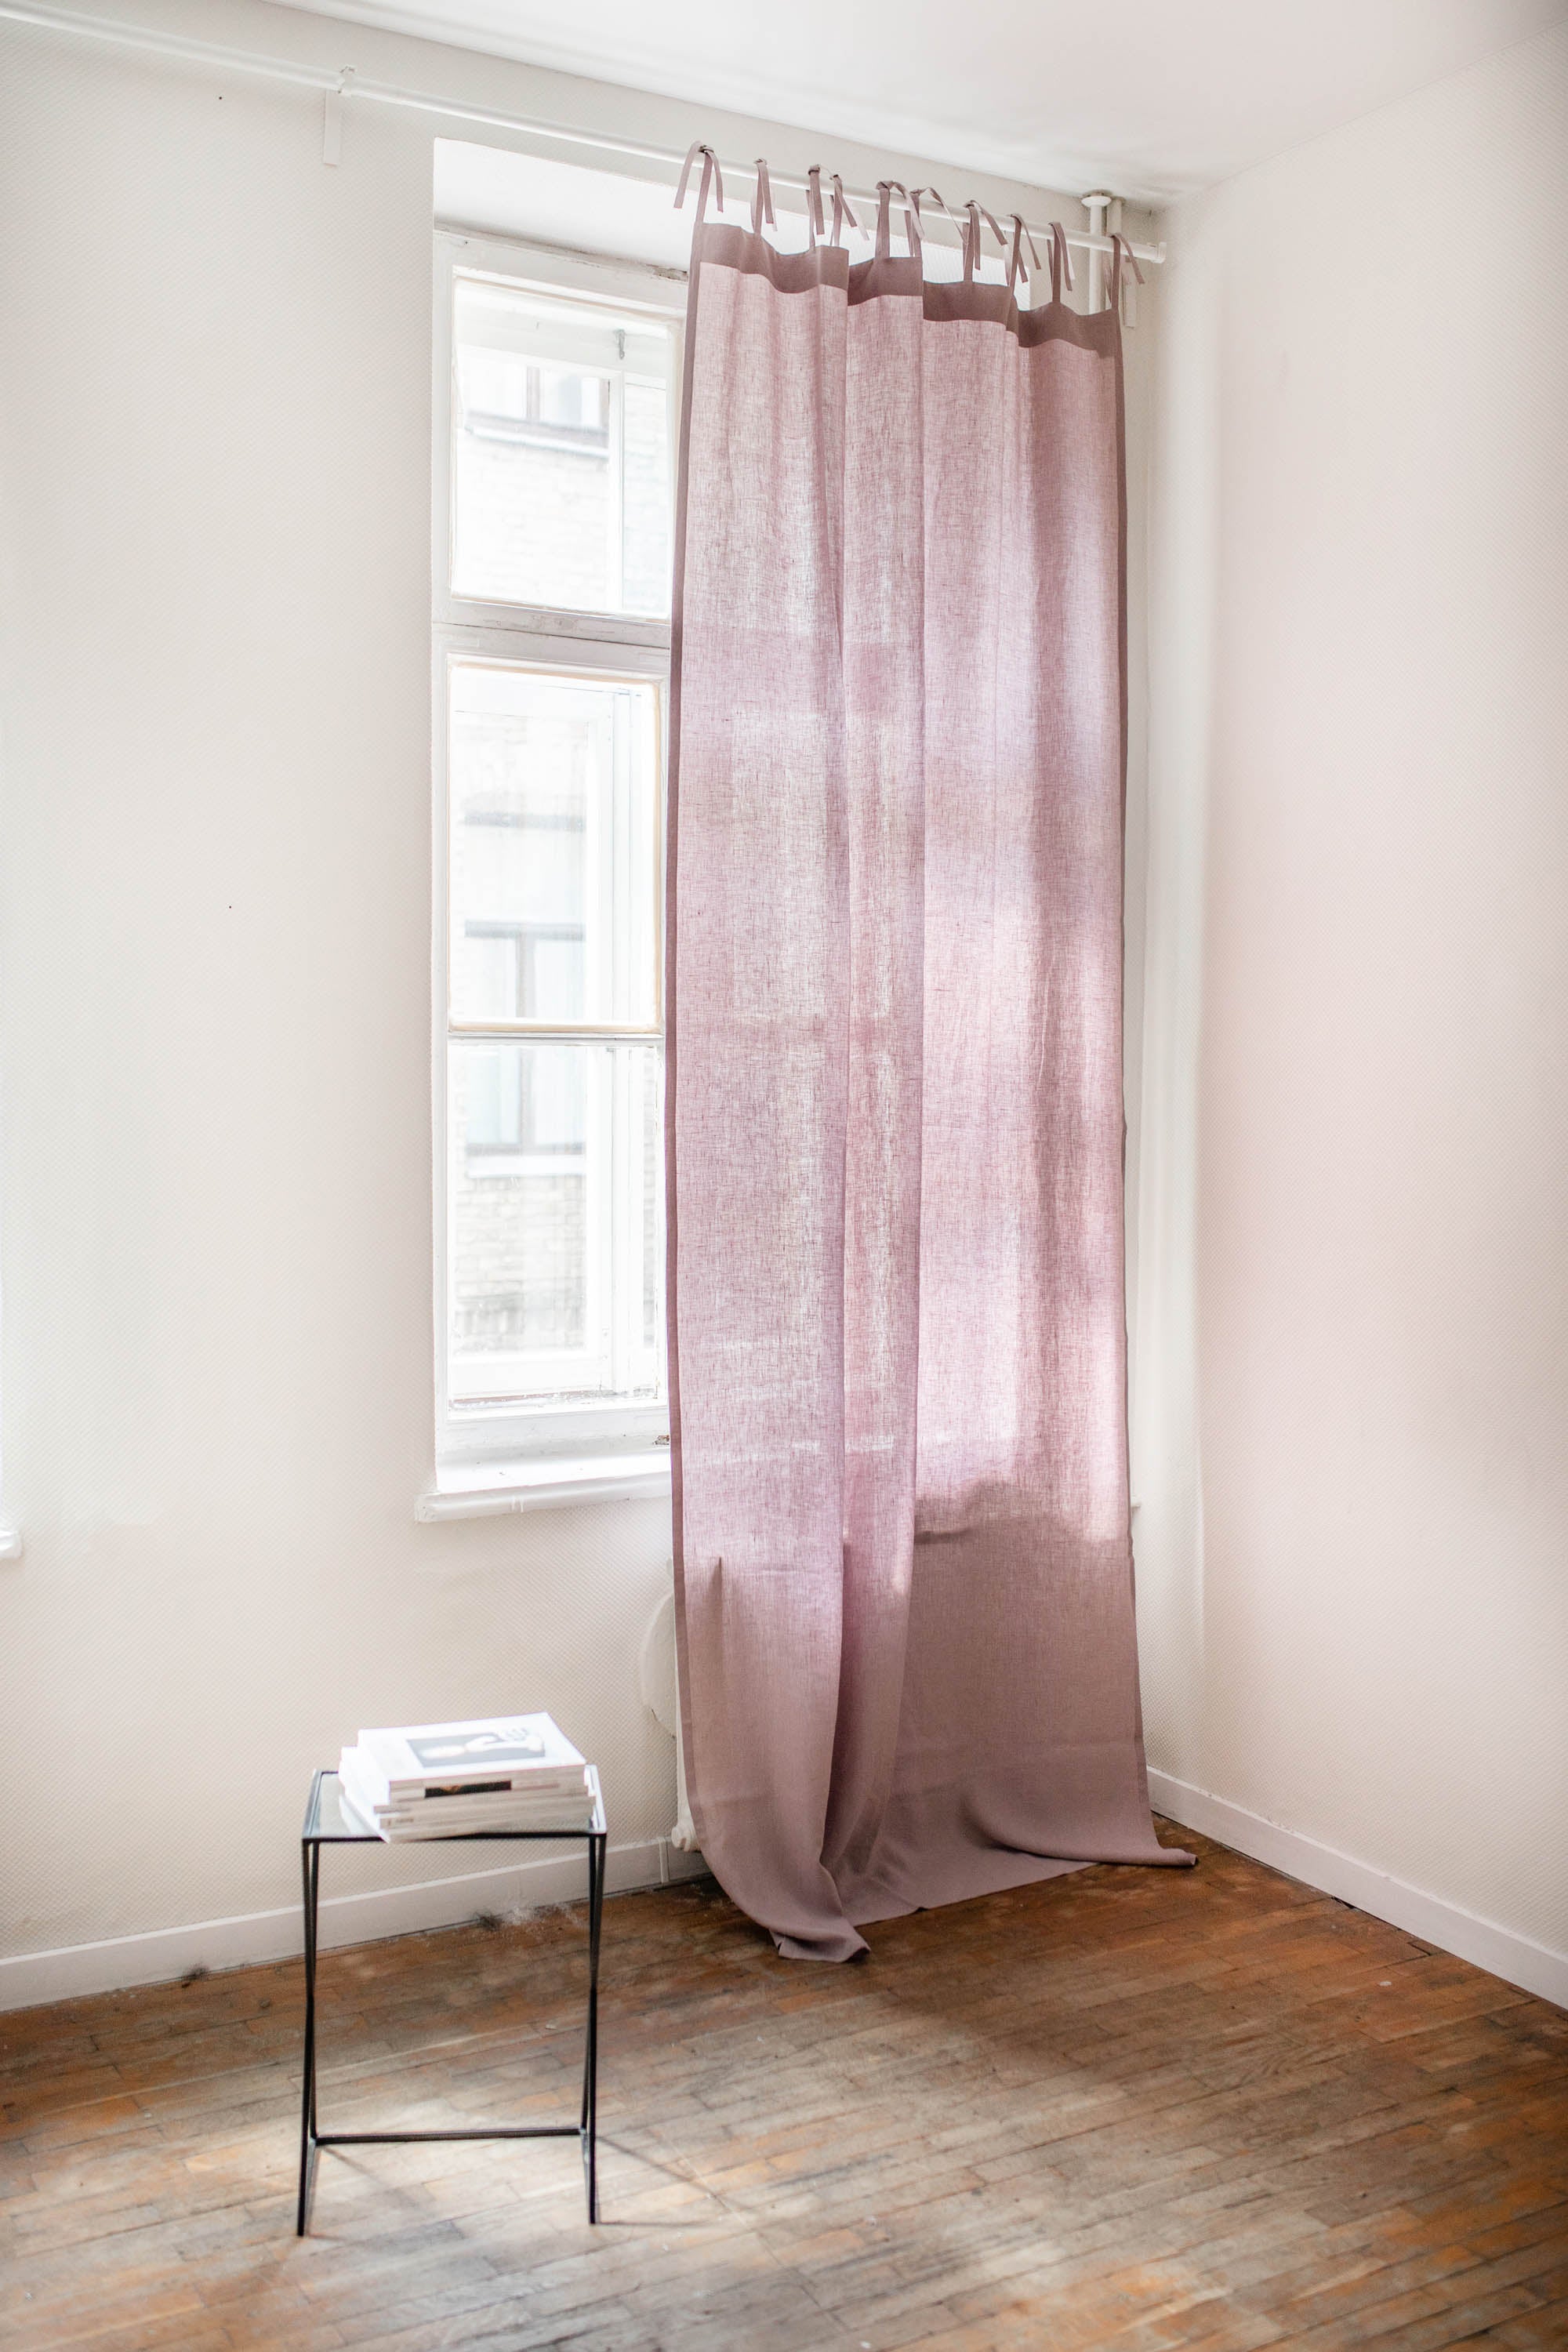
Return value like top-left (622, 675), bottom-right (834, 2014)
top-left (303, 1768), bottom-right (604, 1842)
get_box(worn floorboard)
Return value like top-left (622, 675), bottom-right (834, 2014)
top-left (2, 1825), bottom-right (1564, 2350)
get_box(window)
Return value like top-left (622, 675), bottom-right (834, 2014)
top-left (432, 234), bottom-right (681, 1496)
top-left (449, 274), bottom-right (673, 619)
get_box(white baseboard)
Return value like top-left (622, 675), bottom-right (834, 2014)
top-left (0, 1835), bottom-right (710, 2015)
top-left (1148, 1769), bottom-right (1567, 2012)
top-left (16, 1778), bottom-right (1561, 2019)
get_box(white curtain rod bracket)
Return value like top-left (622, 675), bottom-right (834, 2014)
top-left (0, 0), bottom-right (1166, 267)
top-left (323, 65), bottom-right (353, 167)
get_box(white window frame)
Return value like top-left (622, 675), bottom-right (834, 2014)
top-left (426, 230), bottom-right (684, 1515)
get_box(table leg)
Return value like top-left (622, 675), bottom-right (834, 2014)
top-left (296, 1840), bottom-right (320, 2235)
top-left (294, 1813), bottom-right (603, 2234)
top-left (580, 1830), bottom-right (605, 2223)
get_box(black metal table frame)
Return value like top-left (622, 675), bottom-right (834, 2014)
top-left (297, 1766), bottom-right (608, 2235)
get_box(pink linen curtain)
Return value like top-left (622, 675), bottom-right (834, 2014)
top-left (668, 163), bottom-right (1191, 1962)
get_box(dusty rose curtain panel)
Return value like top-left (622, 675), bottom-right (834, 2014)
top-left (668, 165), bottom-right (1190, 1961)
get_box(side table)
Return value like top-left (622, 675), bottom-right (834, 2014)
top-left (297, 1766), bottom-right (607, 2234)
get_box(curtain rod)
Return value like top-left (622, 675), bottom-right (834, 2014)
top-left (0, 0), bottom-right (1166, 267)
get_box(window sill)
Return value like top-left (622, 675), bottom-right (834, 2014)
top-left (417, 1452), bottom-right (671, 1521)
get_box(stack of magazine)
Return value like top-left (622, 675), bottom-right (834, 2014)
top-left (337, 1713), bottom-right (594, 1841)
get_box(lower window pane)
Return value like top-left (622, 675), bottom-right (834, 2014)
top-left (448, 1039), bottom-right (662, 1405)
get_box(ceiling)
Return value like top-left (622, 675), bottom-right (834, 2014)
top-left (271, 0), bottom-right (1566, 202)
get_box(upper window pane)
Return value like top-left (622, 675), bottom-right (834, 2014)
top-left (452, 280), bottom-right (673, 619)
top-left (449, 663), bottom-right (660, 1030)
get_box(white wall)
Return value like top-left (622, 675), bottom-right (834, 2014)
top-left (0, 0), bottom-right (1153, 1992)
top-left (1137, 21), bottom-right (1568, 1996)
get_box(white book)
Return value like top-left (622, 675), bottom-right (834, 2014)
top-left (353, 1714), bottom-right (590, 1806)
top-left (339, 1751), bottom-right (590, 1823)
top-left (337, 1774), bottom-right (592, 1841)
top-left (379, 1806), bottom-right (596, 1842)
top-left (379, 1788), bottom-right (594, 1829)
top-left (338, 1745), bottom-right (596, 1840)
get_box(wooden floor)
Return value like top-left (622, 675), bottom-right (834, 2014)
top-left (3, 1825), bottom-right (1566, 2352)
